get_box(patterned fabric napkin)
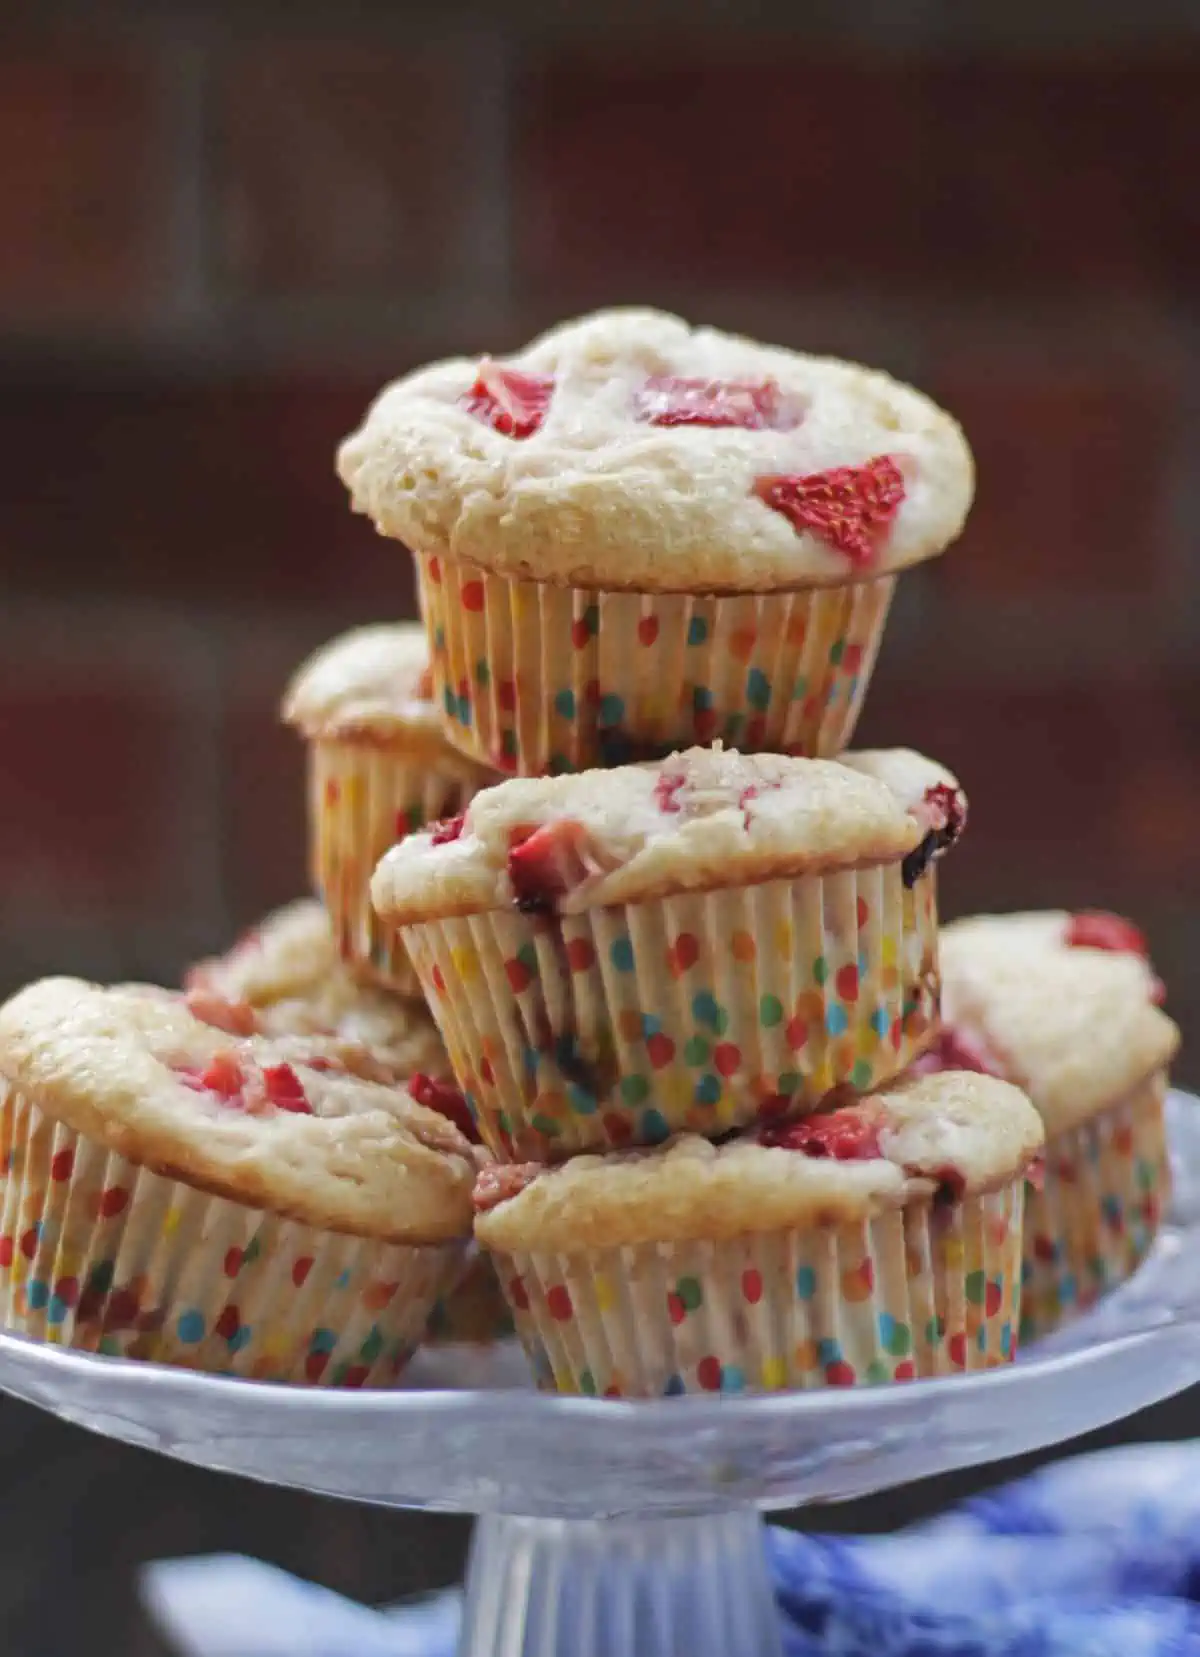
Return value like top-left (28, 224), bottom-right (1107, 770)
top-left (141, 1442), bottom-right (1200, 1657)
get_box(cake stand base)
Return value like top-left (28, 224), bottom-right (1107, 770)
top-left (459, 1508), bottom-right (782, 1657)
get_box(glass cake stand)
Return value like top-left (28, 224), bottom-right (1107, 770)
top-left (0, 1091), bottom-right (1198, 1657)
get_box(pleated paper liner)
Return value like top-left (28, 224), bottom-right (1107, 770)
top-left (424, 1246), bottom-right (515, 1345)
top-left (311, 738), bottom-right (486, 996)
top-left (416, 551), bottom-right (895, 776)
top-left (484, 1183), bottom-right (1024, 1398)
top-left (401, 864), bottom-right (940, 1161)
top-left (0, 1083), bottom-right (464, 1386)
top-left (1020, 1072), bottom-right (1170, 1343)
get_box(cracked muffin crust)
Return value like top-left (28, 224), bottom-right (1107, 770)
top-left (932, 911), bottom-right (1177, 1136)
top-left (372, 744), bottom-right (966, 924)
top-left (474, 1070), bottom-right (1042, 1250)
top-left (0, 977), bottom-right (478, 1243)
top-left (338, 308), bottom-right (974, 591)
top-left (184, 900), bottom-right (449, 1083)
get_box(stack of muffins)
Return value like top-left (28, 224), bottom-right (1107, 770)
top-left (0, 309), bottom-right (1179, 1395)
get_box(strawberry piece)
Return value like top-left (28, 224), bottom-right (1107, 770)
top-left (909, 1026), bottom-right (1004, 1080)
top-left (1065, 910), bottom-right (1149, 959)
top-left (507, 819), bottom-right (592, 914)
top-left (760, 1106), bottom-right (882, 1161)
top-left (460, 360), bottom-right (554, 438)
top-left (654, 770), bottom-right (686, 814)
top-left (262, 1062), bottom-right (313, 1115)
top-left (409, 1072), bottom-right (479, 1143)
top-left (915, 783), bottom-right (967, 839)
top-left (185, 987), bottom-right (259, 1037)
top-left (901, 782), bottom-right (968, 889)
top-left (430, 812), bottom-right (467, 846)
top-left (753, 455), bottom-right (905, 567)
top-left (737, 780), bottom-right (780, 831)
top-left (634, 375), bottom-right (804, 431)
top-left (473, 1162), bottom-right (543, 1212)
top-left (198, 1051), bottom-right (245, 1101)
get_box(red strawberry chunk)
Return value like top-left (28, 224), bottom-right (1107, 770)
top-left (634, 374), bottom-right (804, 431)
top-left (654, 770), bottom-right (687, 813)
top-left (507, 819), bottom-right (593, 913)
top-left (185, 986), bottom-right (259, 1037)
top-left (199, 1051), bottom-right (245, 1100)
top-left (737, 780), bottom-right (780, 830)
top-left (410, 1072), bottom-right (479, 1143)
top-left (1065, 910), bottom-right (1149, 959)
top-left (760, 1106), bottom-right (882, 1161)
top-left (473, 1162), bottom-right (543, 1212)
top-left (262, 1062), bottom-right (313, 1115)
top-left (915, 783), bottom-right (967, 841)
top-left (460, 360), bottom-right (554, 438)
top-left (753, 454), bottom-right (905, 567)
top-left (430, 812), bottom-right (467, 846)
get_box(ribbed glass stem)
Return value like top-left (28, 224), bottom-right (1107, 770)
top-left (458, 1508), bottom-right (783, 1657)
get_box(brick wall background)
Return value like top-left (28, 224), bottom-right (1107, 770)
top-left (0, 2), bottom-right (1198, 1647)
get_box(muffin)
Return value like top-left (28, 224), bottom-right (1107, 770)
top-left (337, 308), bottom-right (974, 775)
top-left (474, 1070), bottom-right (1042, 1397)
top-left (283, 625), bottom-right (494, 993)
top-left (0, 978), bottom-right (478, 1384)
top-left (184, 899), bottom-right (450, 1085)
top-left (186, 903), bottom-right (514, 1345)
top-left (927, 911), bottom-right (1180, 1340)
top-left (372, 744), bottom-right (967, 1161)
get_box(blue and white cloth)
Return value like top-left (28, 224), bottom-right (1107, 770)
top-left (141, 1442), bottom-right (1200, 1657)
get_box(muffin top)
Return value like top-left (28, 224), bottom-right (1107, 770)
top-left (372, 745), bottom-right (966, 923)
top-left (282, 624), bottom-right (490, 773)
top-left (0, 978), bottom-right (479, 1243)
top-left (337, 308), bottom-right (974, 592)
top-left (184, 900), bottom-right (449, 1082)
top-left (926, 911), bottom-right (1179, 1135)
top-left (473, 1071), bottom-right (1042, 1250)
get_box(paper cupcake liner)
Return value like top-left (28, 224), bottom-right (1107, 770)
top-left (485, 1183), bottom-right (1023, 1397)
top-left (311, 738), bottom-right (484, 996)
top-left (402, 863), bottom-right (939, 1160)
top-left (0, 1083), bottom-right (464, 1386)
top-left (423, 1246), bottom-right (516, 1346)
top-left (417, 552), bottom-right (895, 775)
top-left (1020, 1073), bottom-right (1170, 1343)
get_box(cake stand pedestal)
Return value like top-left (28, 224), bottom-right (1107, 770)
top-left (0, 1090), bottom-right (1198, 1657)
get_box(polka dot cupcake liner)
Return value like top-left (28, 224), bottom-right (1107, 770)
top-left (424, 1246), bottom-right (516, 1346)
top-left (485, 1184), bottom-right (1024, 1398)
top-left (416, 552), bottom-right (895, 776)
top-left (0, 1081), bottom-right (464, 1386)
top-left (401, 863), bottom-right (940, 1161)
top-left (312, 739), bottom-right (487, 996)
top-left (1020, 1072), bottom-right (1170, 1344)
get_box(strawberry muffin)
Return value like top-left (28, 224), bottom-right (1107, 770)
top-left (0, 978), bottom-right (478, 1384)
top-left (187, 903), bottom-right (514, 1345)
top-left (184, 899), bottom-right (450, 1084)
top-left (372, 744), bottom-right (966, 1160)
top-left (283, 625), bottom-right (494, 993)
top-left (924, 911), bottom-right (1180, 1340)
top-left (474, 1070), bottom-right (1042, 1396)
top-left (337, 308), bottom-right (975, 774)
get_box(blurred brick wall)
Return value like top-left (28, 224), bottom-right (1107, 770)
top-left (1, 7), bottom-right (1197, 1077)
